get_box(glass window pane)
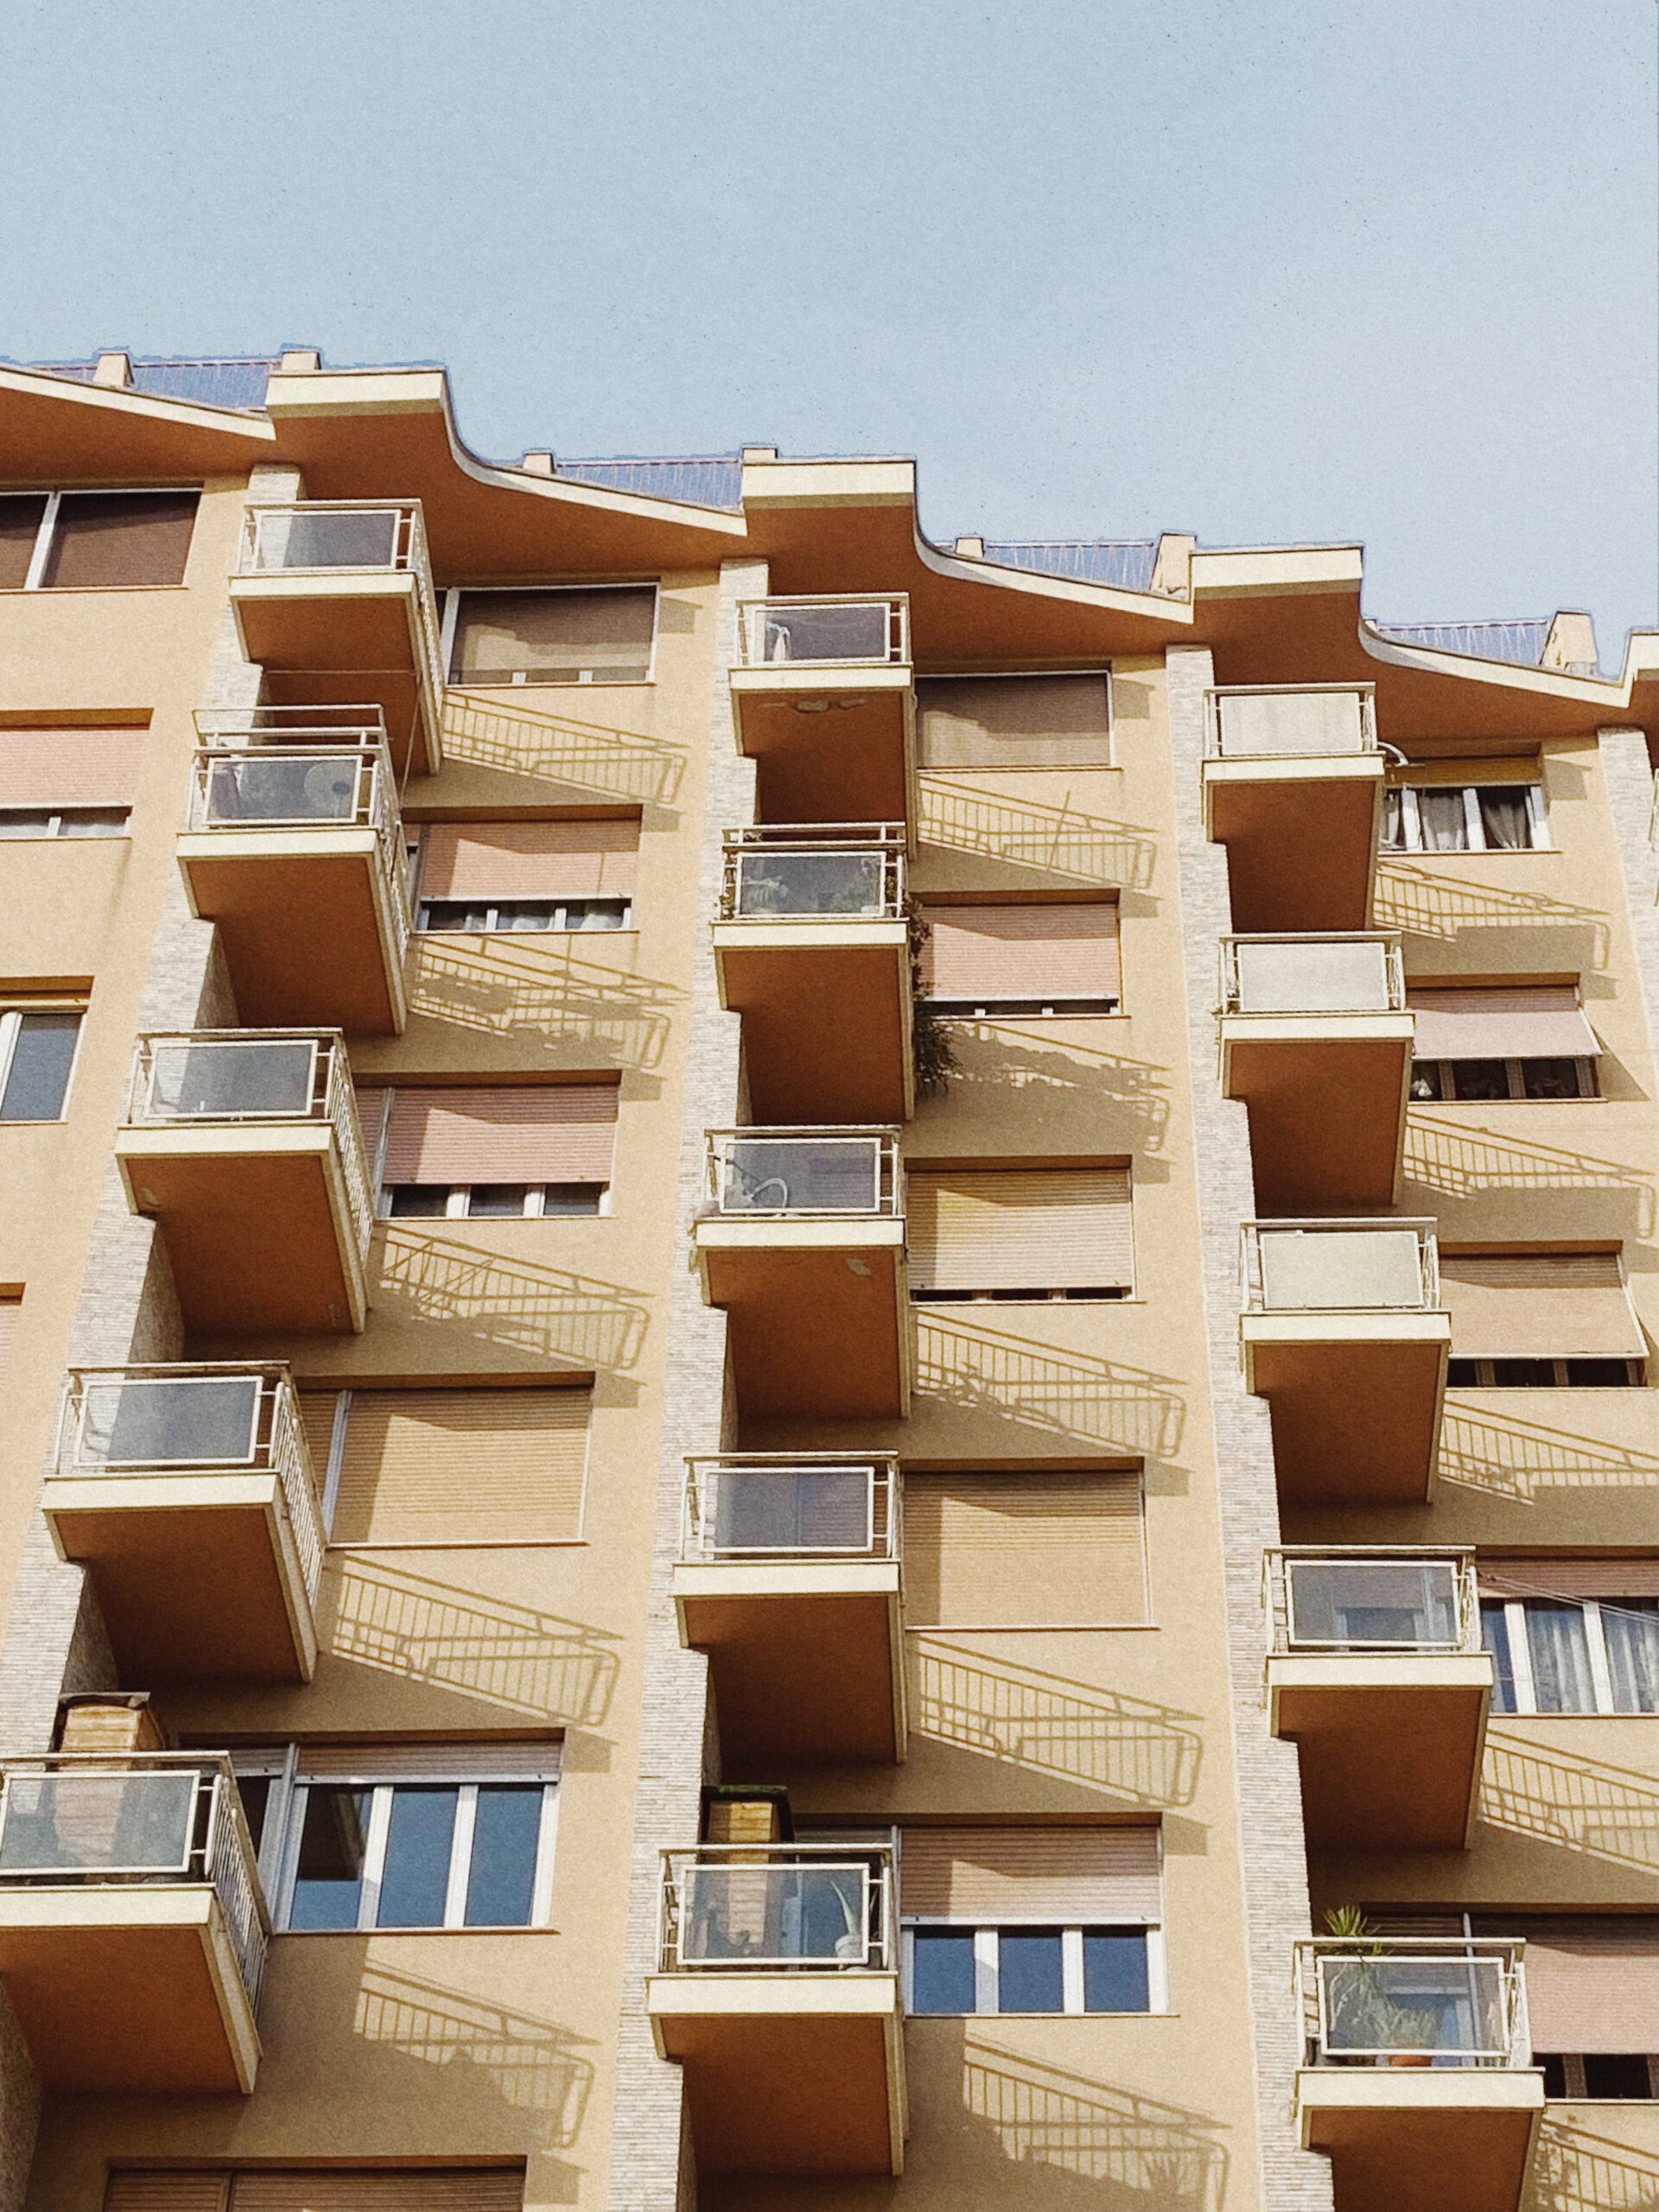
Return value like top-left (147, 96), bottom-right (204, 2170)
top-left (207, 753), bottom-right (359, 823)
top-left (273, 511), bottom-right (398, 569)
top-left (1084, 1929), bottom-right (1151, 2012)
top-left (464, 1786), bottom-right (543, 1926)
top-left (149, 1039), bottom-right (312, 1116)
top-left (1477, 787), bottom-right (1535, 849)
top-left (494, 902), bottom-right (558, 931)
top-left (0, 1014), bottom-right (80, 1119)
top-left (465, 1184), bottom-right (531, 1217)
top-left (1447, 1059), bottom-right (1510, 1101)
top-left (82, 1376), bottom-right (260, 1465)
top-left (1603, 1599), bottom-right (1659, 1714)
top-left (1416, 789), bottom-right (1470, 850)
top-left (544, 1183), bottom-right (604, 1215)
top-left (450, 588), bottom-right (655, 684)
top-left (385, 1185), bottom-right (448, 1217)
top-left (760, 603), bottom-right (888, 663)
top-left (1525, 1602), bottom-right (1597, 1712)
top-left (0, 1768), bottom-right (198, 1872)
top-left (1481, 1605), bottom-right (1516, 1713)
top-left (1583, 2054), bottom-right (1654, 2100)
top-left (1520, 1058), bottom-right (1583, 1101)
top-left (1409, 1061), bottom-right (1444, 1101)
top-left (1446, 1359), bottom-right (1481, 1387)
top-left (289, 1786), bottom-right (371, 1929)
top-left (723, 1139), bottom-right (876, 1211)
top-left (911, 1929), bottom-right (976, 2013)
top-left (1565, 1359), bottom-right (1634, 1387)
top-left (997, 1929), bottom-right (1064, 2012)
top-left (42, 493), bottom-right (198, 588)
top-left (375, 1786), bottom-right (458, 1927)
top-left (1492, 1359), bottom-right (1555, 1388)
top-left (736, 850), bottom-right (884, 918)
top-left (416, 901), bottom-right (491, 933)
top-left (57, 809), bottom-right (129, 838)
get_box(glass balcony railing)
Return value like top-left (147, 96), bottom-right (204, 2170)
top-left (1205, 685), bottom-right (1378, 760)
top-left (1242, 1220), bottom-right (1440, 1314)
top-left (1296, 1939), bottom-right (1528, 2069)
top-left (736, 596), bottom-right (909, 670)
top-left (704, 1128), bottom-right (902, 1217)
top-left (1266, 1548), bottom-right (1480, 1655)
top-left (234, 501), bottom-right (444, 708)
top-left (660, 1844), bottom-right (895, 1973)
top-left (718, 826), bottom-right (906, 922)
top-left (1221, 934), bottom-right (1406, 1017)
top-left (683, 1457), bottom-right (899, 1562)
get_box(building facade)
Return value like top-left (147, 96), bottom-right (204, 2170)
top-left (0, 349), bottom-right (1652, 2212)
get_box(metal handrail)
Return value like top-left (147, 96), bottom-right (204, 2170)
top-left (1240, 1217), bottom-right (1440, 1313)
top-left (703, 1127), bottom-right (904, 1217)
top-left (717, 825), bottom-right (906, 923)
top-left (736, 594), bottom-right (910, 669)
top-left (235, 503), bottom-right (445, 715)
top-left (682, 1454), bottom-right (901, 1563)
top-left (1294, 1937), bottom-right (1529, 2069)
top-left (1263, 1547), bottom-right (1481, 1656)
top-left (1218, 933), bottom-right (1407, 1016)
top-left (1203, 683), bottom-right (1378, 761)
top-left (659, 1842), bottom-right (897, 1974)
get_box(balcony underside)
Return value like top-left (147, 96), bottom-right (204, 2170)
top-left (713, 925), bottom-right (913, 1122)
top-left (675, 1563), bottom-right (905, 1763)
top-left (648, 1974), bottom-right (905, 2175)
top-left (1270, 1659), bottom-right (1490, 1849)
top-left (1204, 758), bottom-right (1383, 932)
top-left (1243, 1319), bottom-right (1449, 1504)
top-left (228, 571), bottom-right (437, 775)
top-left (116, 1125), bottom-right (365, 1335)
top-left (696, 1224), bottom-right (909, 1418)
top-left (1299, 2071), bottom-right (1541, 2212)
top-left (179, 834), bottom-right (406, 1034)
top-left (0, 1886), bottom-right (260, 2093)
top-left (44, 1475), bottom-right (315, 1683)
top-left (1223, 1026), bottom-right (1411, 1212)
top-left (730, 669), bottom-right (913, 826)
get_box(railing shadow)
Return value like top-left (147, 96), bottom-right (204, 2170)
top-left (442, 692), bottom-right (685, 807)
top-left (1438, 1402), bottom-right (1657, 1502)
top-left (919, 780), bottom-right (1156, 888)
top-left (374, 1229), bottom-right (651, 1372)
top-left (1404, 1119), bottom-right (1656, 1234)
top-left (407, 938), bottom-right (680, 1072)
top-left (915, 1313), bottom-right (1185, 1457)
top-left (1525, 2113), bottom-right (1659, 2212)
top-left (1478, 1731), bottom-right (1659, 1872)
top-left (323, 1557), bottom-right (620, 1725)
top-left (910, 1638), bottom-right (1202, 1806)
top-left (928, 1022), bottom-right (1172, 1155)
top-left (353, 1961), bottom-right (594, 2145)
top-left (1372, 864), bottom-right (1610, 964)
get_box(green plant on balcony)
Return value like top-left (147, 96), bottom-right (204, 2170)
top-left (1320, 1907), bottom-right (1440, 2067)
top-left (906, 898), bottom-right (958, 1098)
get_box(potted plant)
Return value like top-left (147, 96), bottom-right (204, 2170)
top-left (1319, 1906), bottom-right (1437, 2068)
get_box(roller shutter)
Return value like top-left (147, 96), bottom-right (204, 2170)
top-left (327, 1387), bottom-right (589, 1546)
top-left (43, 492), bottom-right (198, 588)
top-left (371, 1085), bottom-right (619, 1185)
top-left (1409, 988), bottom-right (1598, 1062)
top-left (419, 820), bottom-right (638, 899)
top-left (449, 587), bottom-right (656, 684)
top-left (1439, 1253), bottom-right (1645, 1360)
top-left (906, 1168), bottom-right (1133, 1292)
top-left (1476, 1557), bottom-right (1659, 1601)
top-left (917, 676), bottom-right (1111, 769)
top-left (1389, 755), bottom-right (1539, 787)
top-left (903, 1471), bottom-right (1145, 1625)
top-left (1471, 1916), bottom-right (1658, 2054)
top-left (0, 727), bottom-right (145, 807)
top-left (108, 2183), bottom-right (524, 2212)
top-left (296, 1744), bottom-right (560, 1783)
top-left (919, 903), bottom-right (1119, 1007)
top-left (901, 1825), bottom-right (1161, 1920)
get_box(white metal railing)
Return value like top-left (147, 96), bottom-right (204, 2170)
top-left (56, 1364), bottom-right (324, 1609)
top-left (1241, 1219), bottom-right (1440, 1314)
top-left (1219, 934), bottom-right (1406, 1017)
top-left (659, 1843), bottom-right (896, 1973)
top-left (683, 1455), bottom-right (900, 1563)
top-left (1295, 1938), bottom-right (1529, 2069)
top-left (717, 824), bottom-right (906, 923)
top-left (236, 501), bottom-right (445, 713)
top-left (125, 1031), bottom-right (373, 1264)
top-left (736, 595), bottom-right (910, 670)
top-left (704, 1128), bottom-right (903, 1217)
top-left (0, 1755), bottom-right (270, 2005)
top-left (1265, 1548), bottom-right (1480, 1656)
top-left (1205, 684), bottom-right (1378, 761)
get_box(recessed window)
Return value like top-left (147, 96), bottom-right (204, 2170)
top-left (1382, 781), bottom-right (1546, 852)
top-left (906, 1924), bottom-right (1154, 2015)
top-left (358, 1083), bottom-right (620, 1217)
top-left (907, 1166), bottom-right (1133, 1300)
top-left (1447, 1357), bottom-right (1643, 1389)
top-left (446, 587), bottom-right (657, 686)
top-left (1412, 1057), bottom-right (1596, 1103)
top-left (0, 491), bottom-right (198, 589)
top-left (0, 1008), bottom-right (83, 1121)
top-left (1439, 1251), bottom-right (1645, 1383)
top-left (1408, 986), bottom-right (1598, 1101)
top-left (917, 901), bottom-right (1120, 1015)
top-left (0, 808), bottom-right (129, 840)
top-left (1480, 1575), bottom-right (1657, 1714)
top-left (417, 896), bottom-right (630, 934)
top-left (916, 674), bottom-right (1113, 770)
top-left (383, 1181), bottom-right (606, 1218)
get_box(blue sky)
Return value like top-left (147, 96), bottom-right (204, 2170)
top-left (3, 0), bottom-right (1654, 661)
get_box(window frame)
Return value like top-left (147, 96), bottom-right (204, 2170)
top-left (415, 895), bottom-right (633, 937)
top-left (0, 487), bottom-right (200, 591)
top-left (379, 1180), bottom-right (610, 1220)
top-left (1382, 781), bottom-right (1549, 854)
top-left (1410, 1056), bottom-right (1598, 1103)
top-left (0, 806), bottom-right (130, 841)
top-left (441, 582), bottom-right (661, 689)
top-left (900, 1919), bottom-right (1165, 2015)
top-left (0, 1004), bottom-right (86, 1122)
top-left (1482, 1595), bottom-right (1658, 1715)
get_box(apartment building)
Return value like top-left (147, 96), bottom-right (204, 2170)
top-left (0, 348), bottom-right (1651, 2212)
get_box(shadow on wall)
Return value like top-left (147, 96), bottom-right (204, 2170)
top-left (1372, 865), bottom-right (1610, 966)
top-left (915, 1313), bottom-right (1185, 1459)
top-left (407, 939), bottom-right (681, 1073)
top-left (909, 1638), bottom-right (1202, 1807)
top-left (1523, 2113), bottom-right (1659, 2212)
top-left (373, 1230), bottom-right (651, 1372)
top-left (323, 1558), bottom-right (620, 1726)
top-left (1404, 1121), bottom-right (1656, 1235)
top-left (1437, 1403), bottom-right (1657, 1503)
top-left (918, 782), bottom-right (1157, 889)
top-left (925, 1022), bottom-right (1172, 1156)
top-left (442, 693), bottom-right (685, 809)
top-left (1478, 1732), bottom-right (1659, 1873)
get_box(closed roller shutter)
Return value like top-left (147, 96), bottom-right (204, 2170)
top-left (1472, 1916), bottom-right (1658, 2053)
top-left (1389, 756), bottom-right (1539, 788)
top-left (1439, 1253), bottom-right (1645, 1359)
top-left (901, 1826), bottom-right (1161, 1920)
top-left (297, 1744), bottom-right (560, 1783)
top-left (918, 676), bottom-right (1111, 769)
top-left (329, 1387), bottom-right (589, 1546)
top-left (451, 587), bottom-right (655, 684)
top-left (43, 493), bottom-right (198, 588)
top-left (378, 1085), bottom-right (618, 1185)
top-left (907, 1168), bottom-right (1133, 1292)
top-left (0, 727), bottom-right (146, 807)
top-left (903, 1470), bottom-right (1145, 1625)
top-left (420, 821), bottom-right (638, 899)
top-left (920, 903), bottom-right (1119, 1006)
top-left (1476, 1557), bottom-right (1659, 1601)
top-left (105, 2178), bottom-right (231, 2212)
top-left (1408, 988), bottom-right (1598, 1062)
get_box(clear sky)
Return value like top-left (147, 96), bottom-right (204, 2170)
top-left (3, 0), bottom-right (1654, 662)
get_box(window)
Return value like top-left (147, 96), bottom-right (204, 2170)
top-left (0, 808), bottom-right (129, 839)
top-left (358, 1083), bottom-right (620, 1215)
top-left (903, 1470), bottom-right (1147, 1627)
top-left (384, 1182), bottom-right (606, 1217)
top-left (412, 819), bottom-right (639, 933)
top-left (918, 901), bottom-right (1120, 1015)
top-left (418, 898), bottom-right (629, 935)
top-left (0, 1007), bottom-right (83, 1121)
top-left (0, 491), bottom-right (198, 589)
top-left (1438, 1252), bottom-right (1646, 1382)
top-left (907, 1166), bottom-right (1133, 1300)
top-left (1447, 1357), bottom-right (1643, 1389)
top-left (917, 674), bottom-right (1112, 769)
top-left (909, 1925), bottom-right (1152, 2015)
top-left (1470, 1914), bottom-right (1657, 2096)
top-left (1408, 986), bottom-right (1599, 1101)
top-left (1382, 777), bottom-right (1546, 852)
top-left (0, 726), bottom-right (145, 816)
top-left (1478, 1561), bottom-right (1657, 1713)
top-left (445, 587), bottom-right (657, 686)
top-left (105, 2171), bottom-right (527, 2212)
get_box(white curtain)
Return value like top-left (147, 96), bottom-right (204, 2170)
top-left (1525, 1603), bottom-right (1596, 1712)
top-left (1603, 1601), bottom-right (1659, 1714)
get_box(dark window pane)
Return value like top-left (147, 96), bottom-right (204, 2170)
top-left (1481, 1605), bottom-right (1517, 1713)
top-left (385, 1185), bottom-right (448, 1217)
top-left (234, 1774), bottom-right (271, 1855)
top-left (1409, 1061), bottom-right (1444, 1101)
top-left (1, 1014), bottom-right (81, 1119)
top-left (1525, 1601), bottom-right (1597, 1713)
top-left (1492, 1359), bottom-right (1556, 1389)
top-left (1565, 1359), bottom-right (1636, 1388)
top-left (1477, 786), bottom-right (1535, 849)
top-left (43, 493), bottom-right (198, 588)
top-left (0, 497), bottom-right (47, 588)
top-left (1520, 1058), bottom-right (1585, 1100)
top-left (1582, 2053), bottom-right (1652, 2101)
top-left (1448, 1059), bottom-right (1510, 1102)
top-left (1417, 789), bottom-right (1470, 851)
top-left (998, 1929), bottom-right (1065, 2012)
top-left (1084, 1928), bottom-right (1151, 2012)
top-left (911, 1929), bottom-right (976, 2013)
top-left (465, 1786), bottom-right (543, 1926)
top-left (375, 1786), bottom-right (458, 1927)
top-left (545, 1183), bottom-right (604, 1215)
top-left (466, 1184), bottom-right (531, 1217)
top-left (289, 1787), bottom-right (371, 1929)
top-left (1446, 1359), bottom-right (1481, 1387)
top-left (1537, 2052), bottom-right (1568, 2098)
top-left (416, 900), bottom-right (492, 933)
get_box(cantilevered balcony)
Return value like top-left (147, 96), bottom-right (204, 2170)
top-left (1294, 1938), bottom-right (1541, 2212)
top-left (178, 708), bottom-right (410, 1034)
top-left (1202, 686), bottom-right (1384, 932)
top-left (647, 1843), bottom-right (906, 2175)
top-left (713, 827), bottom-right (912, 1122)
top-left (729, 598), bottom-right (915, 830)
top-left (1265, 1549), bottom-right (1492, 1849)
top-left (115, 1032), bottom-right (372, 1335)
top-left (228, 502), bottom-right (444, 774)
top-left (1241, 1221), bottom-right (1449, 1505)
top-left (675, 1458), bottom-right (905, 1764)
top-left (0, 1755), bottom-right (267, 2093)
top-left (44, 1366), bottom-right (323, 1683)
top-left (1218, 934), bottom-right (1412, 1211)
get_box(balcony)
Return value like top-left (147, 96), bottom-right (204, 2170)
top-left (1294, 1938), bottom-right (1541, 2212)
top-left (1202, 686), bottom-right (1384, 932)
top-left (675, 1458), bottom-right (905, 1764)
top-left (44, 1366), bottom-right (324, 1683)
top-left (712, 827), bottom-right (912, 1122)
top-left (1241, 1222), bottom-right (1449, 1505)
top-left (647, 1844), bottom-right (906, 2174)
top-left (694, 1130), bottom-right (909, 1418)
top-left (1218, 934), bottom-right (1412, 1211)
top-left (0, 1755), bottom-right (266, 2093)
top-left (729, 598), bottom-right (915, 829)
top-left (1265, 1549), bottom-right (1492, 1849)
top-left (227, 502), bottom-right (444, 775)
top-left (177, 709), bottom-right (410, 1035)
top-left (115, 1032), bottom-right (372, 1335)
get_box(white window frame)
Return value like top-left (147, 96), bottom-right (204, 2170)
top-left (1383, 782), bottom-right (1549, 854)
top-left (2, 487), bottom-right (200, 591)
top-left (1411, 1056), bottom-right (1598, 1103)
top-left (1484, 1595), bottom-right (1657, 1715)
top-left (442, 582), bottom-right (661, 688)
top-left (414, 895), bottom-right (633, 936)
top-left (900, 1919), bottom-right (1166, 2015)
top-left (0, 1005), bottom-right (86, 1122)
top-left (378, 1180), bottom-right (611, 1219)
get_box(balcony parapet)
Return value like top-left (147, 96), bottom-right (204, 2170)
top-left (659, 1840), bottom-right (896, 1974)
top-left (717, 823), bottom-right (906, 923)
top-left (1220, 932), bottom-right (1406, 1019)
top-left (1243, 1217), bottom-right (1440, 1315)
top-left (736, 596), bottom-right (909, 670)
top-left (728, 601), bottom-right (914, 832)
top-left (704, 1126), bottom-right (903, 1218)
top-left (683, 1455), bottom-right (900, 1564)
top-left (1266, 1548), bottom-right (1480, 1657)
